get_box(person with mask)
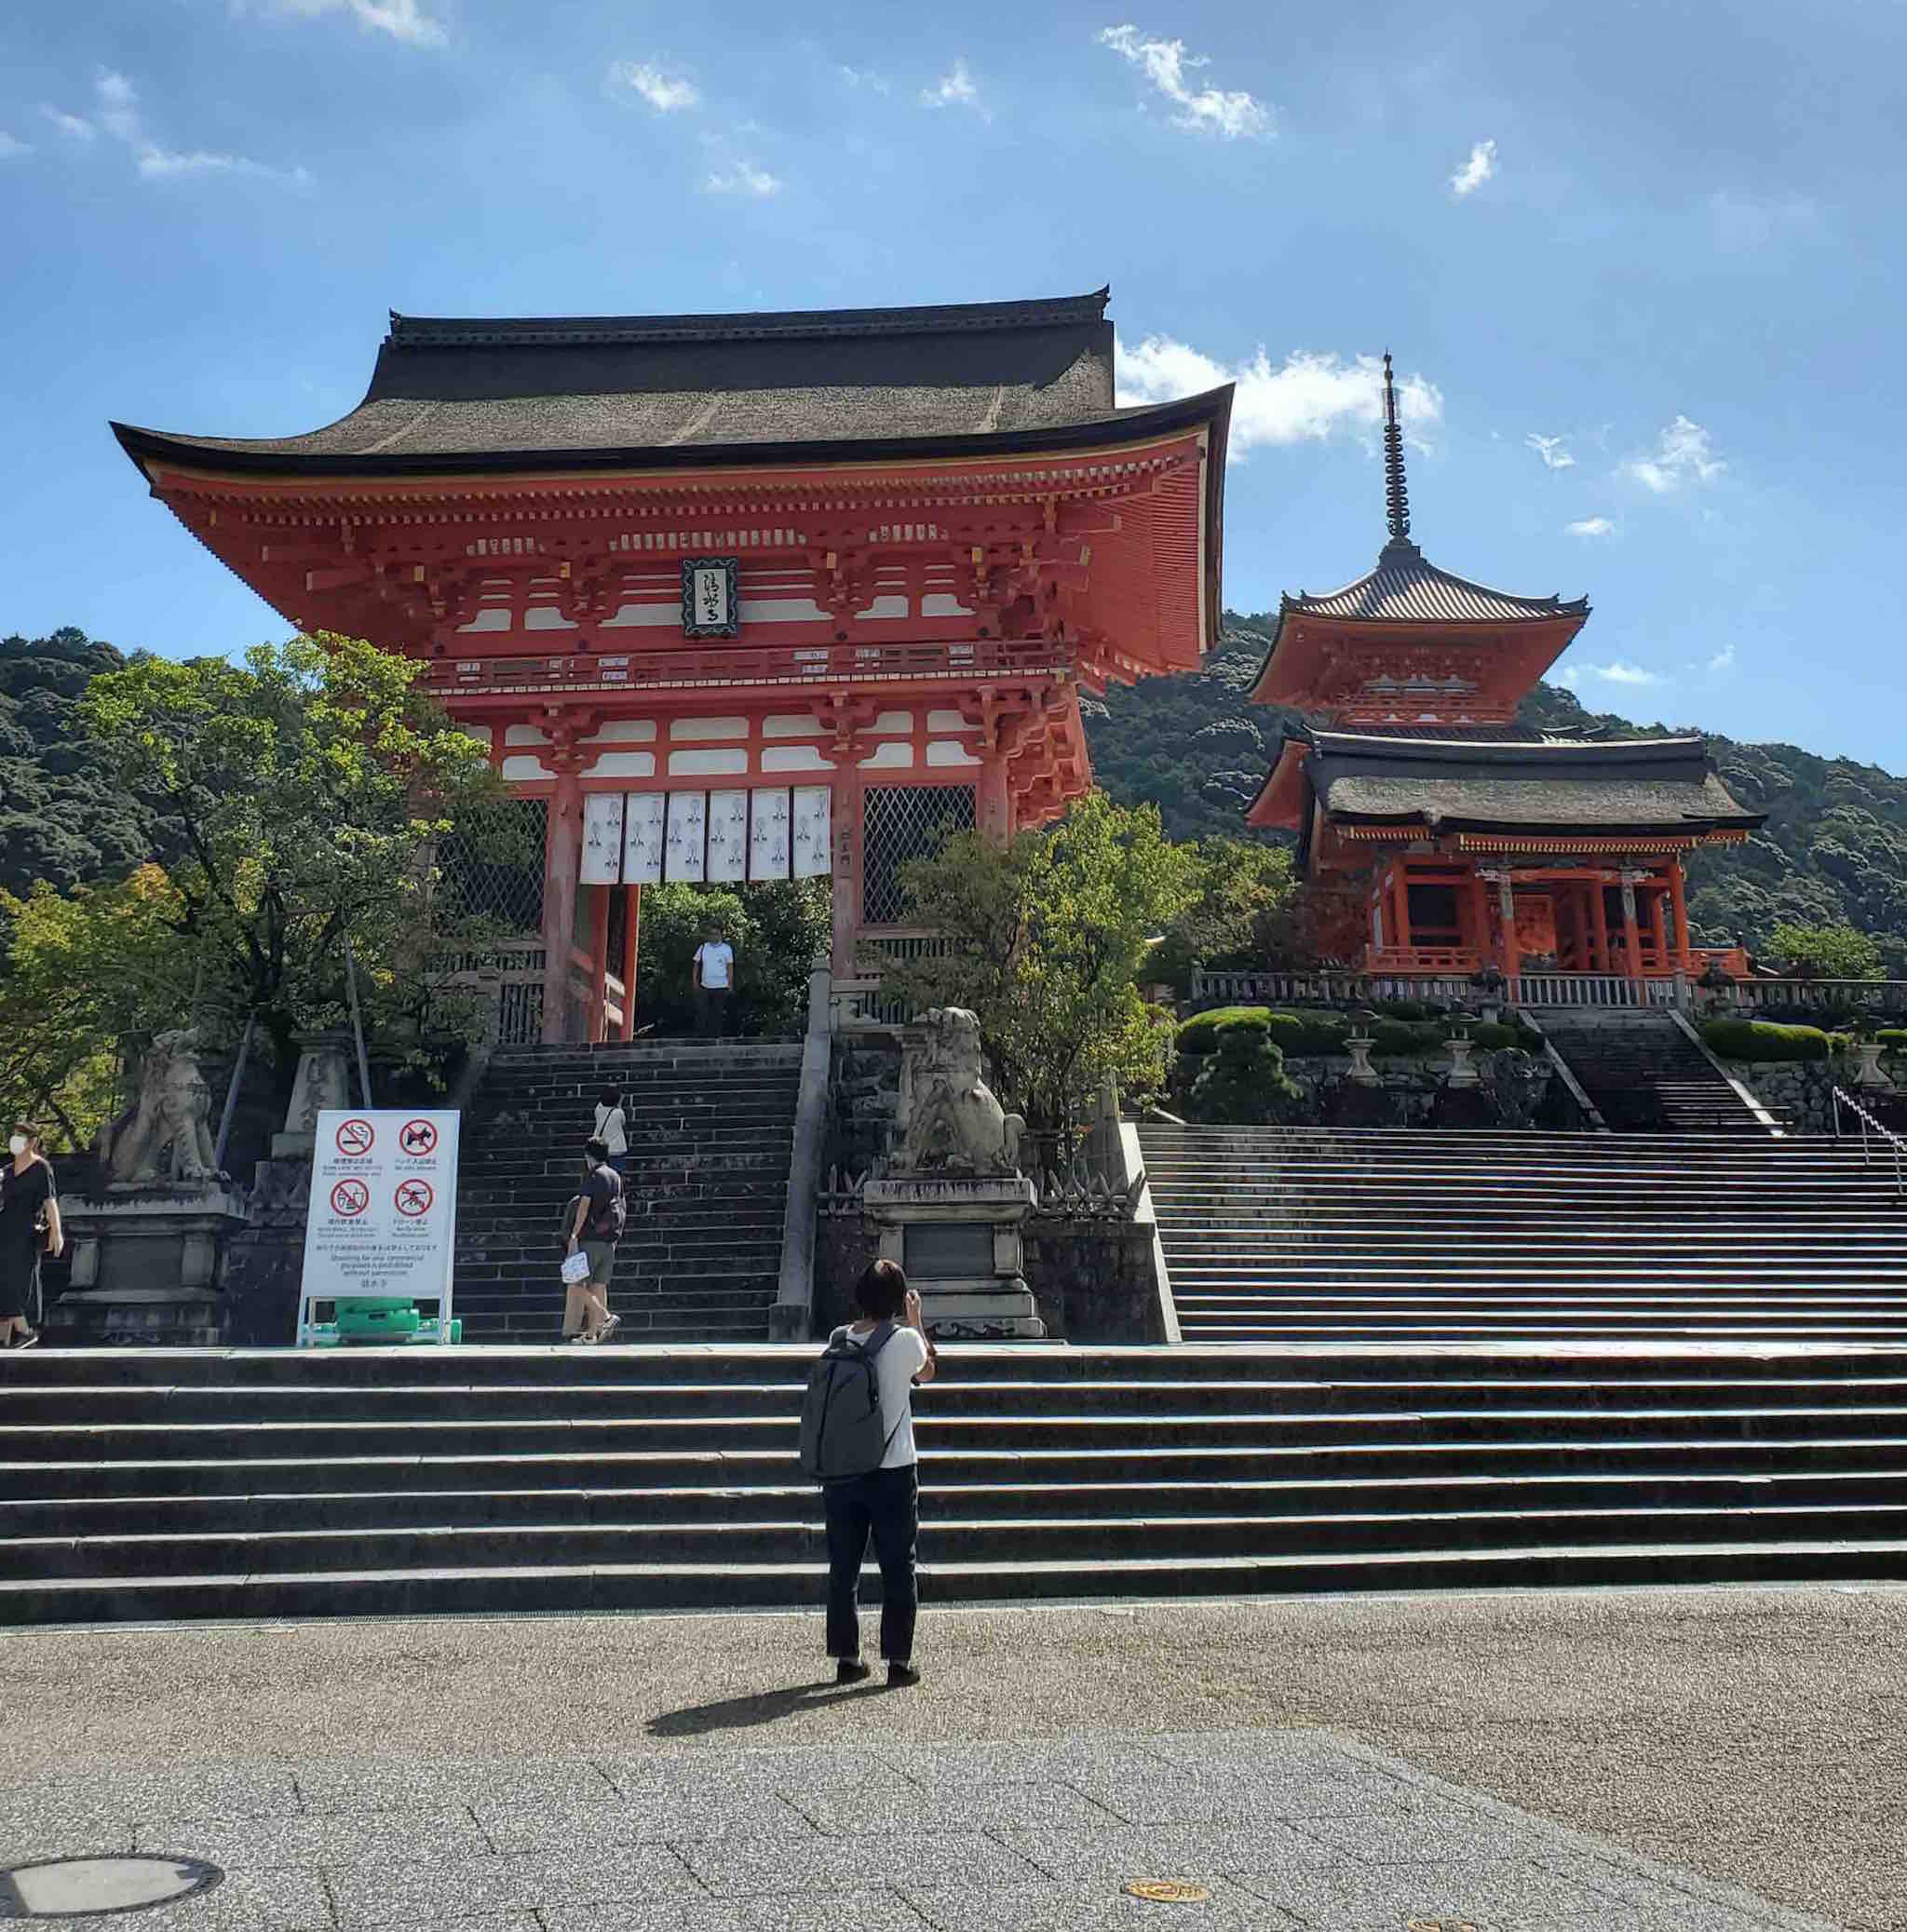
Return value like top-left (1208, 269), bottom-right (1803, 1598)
top-left (1, 1124), bottom-right (61, 1349)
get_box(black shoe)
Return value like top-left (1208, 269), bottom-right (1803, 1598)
top-left (886, 1662), bottom-right (921, 1689)
top-left (14, 1331), bottom-right (39, 1350)
top-left (835, 1658), bottom-right (872, 1685)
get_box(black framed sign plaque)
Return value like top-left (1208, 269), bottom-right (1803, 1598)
top-left (681, 558), bottom-right (741, 637)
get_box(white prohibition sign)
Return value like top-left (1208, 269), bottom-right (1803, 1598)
top-left (331, 1178), bottom-right (371, 1218)
top-left (399, 1118), bottom-right (439, 1157)
top-left (335, 1117), bottom-right (376, 1157)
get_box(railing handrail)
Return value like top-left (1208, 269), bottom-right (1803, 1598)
top-left (1833, 1085), bottom-right (1907, 1196)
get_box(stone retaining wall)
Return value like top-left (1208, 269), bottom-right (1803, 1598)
top-left (1723, 1056), bottom-right (1907, 1134)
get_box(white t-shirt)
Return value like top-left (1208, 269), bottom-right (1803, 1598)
top-left (832, 1321), bottom-right (930, 1468)
top-left (592, 1103), bottom-right (627, 1155)
top-left (695, 940), bottom-right (735, 990)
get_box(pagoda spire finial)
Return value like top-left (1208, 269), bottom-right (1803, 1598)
top-left (1382, 349), bottom-right (1412, 547)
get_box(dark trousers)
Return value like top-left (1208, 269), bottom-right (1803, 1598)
top-left (823, 1465), bottom-right (918, 1663)
top-left (696, 986), bottom-right (729, 1038)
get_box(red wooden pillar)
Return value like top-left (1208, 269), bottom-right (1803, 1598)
top-left (830, 762), bottom-right (865, 980)
top-left (588, 885), bottom-right (611, 1042)
top-left (1467, 871), bottom-right (1490, 966)
top-left (1391, 865), bottom-right (1413, 959)
top-left (1619, 872), bottom-right (1644, 983)
top-left (1667, 858), bottom-right (1692, 971)
top-left (540, 763), bottom-right (584, 1044)
top-left (1494, 872), bottom-right (1520, 983)
top-left (977, 752), bottom-right (1011, 846)
top-left (620, 885), bottom-right (642, 1041)
top-left (1589, 878), bottom-right (1610, 974)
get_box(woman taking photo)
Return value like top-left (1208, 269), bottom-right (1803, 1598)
top-left (1, 1123), bottom-right (61, 1350)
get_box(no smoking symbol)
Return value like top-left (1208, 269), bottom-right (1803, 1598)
top-left (399, 1119), bottom-right (438, 1157)
top-left (331, 1179), bottom-right (371, 1218)
top-left (394, 1179), bottom-right (435, 1219)
top-left (335, 1118), bottom-right (375, 1157)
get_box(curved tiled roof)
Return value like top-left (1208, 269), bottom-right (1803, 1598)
top-left (1285, 538), bottom-right (1589, 626)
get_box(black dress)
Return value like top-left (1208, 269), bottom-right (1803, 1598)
top-left (0, 1158), bottom-right (55, 1324)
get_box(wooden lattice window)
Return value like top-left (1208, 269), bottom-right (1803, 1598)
top-left (861, 784), bottom-right (975, 925)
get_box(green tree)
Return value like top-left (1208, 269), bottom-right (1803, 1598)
top-left (0, 864), bottom-right (200, 1149)
top-left (1767, 921), bottom-right (1884, 980)
top-left (1151, 833), bottom-right (1297, 994)
top-left (77, 633), bottom-right (512, 1080)
top-left (886, 791), bottom-right (1199, 1144)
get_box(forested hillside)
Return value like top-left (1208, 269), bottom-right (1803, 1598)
top-left (1088, 614), bottom-right (1907, 972)
top-left (8, 620), bottom-right (1907, 972)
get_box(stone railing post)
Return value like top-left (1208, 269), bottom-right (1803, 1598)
top-left (772, 954), bottom-right (834, 1341)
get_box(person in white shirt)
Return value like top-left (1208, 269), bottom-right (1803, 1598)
top-left (825, 1259), bottom-right (937, 1688)
top-left (692, 922), bottom-right (736, 1039)
top-left (592, 1086), bottom-right (629, 1178)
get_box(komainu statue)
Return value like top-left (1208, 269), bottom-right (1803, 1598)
top-left (102, 1028), bottom-right (223, 1186)
top-left (897, 1007), bottom-right (1024, 1175)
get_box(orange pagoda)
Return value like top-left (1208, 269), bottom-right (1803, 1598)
top-left (1245, 357), bottom-right (1762, 984)
top-left (115, 290), bottom-right (1231, 1039)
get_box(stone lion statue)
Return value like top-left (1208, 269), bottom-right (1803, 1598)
top-left (897, 1007), bottom-right (1024, 1175)
top-left (102, 1028), bottom-right (222, 1186)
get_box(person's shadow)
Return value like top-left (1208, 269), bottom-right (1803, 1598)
top-left (647, 1677), bottom-right (886, 1739)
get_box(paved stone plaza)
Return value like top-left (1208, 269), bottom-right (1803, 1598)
top-left (3, 1587), bottom-right (1900, 1930)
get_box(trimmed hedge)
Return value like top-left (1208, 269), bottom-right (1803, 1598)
top-left (1877, 1029), bottom-right (1907, 1053)
top-left (1700, 1019), bottom-right (1833, 1062)
top-left (1178, 1007), bottom-right (1535, 1059)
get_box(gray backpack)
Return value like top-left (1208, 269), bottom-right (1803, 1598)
top-left (797, 1324), bottom-right (900, 1482)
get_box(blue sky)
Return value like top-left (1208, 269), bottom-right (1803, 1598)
top-left (3, 1), bottom-right (1902, 763)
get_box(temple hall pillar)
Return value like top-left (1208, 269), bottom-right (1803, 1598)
top-left (1391, 865), bottom-right (1413, 957)
top-left (1619, 871), bottom-right (1645, 984)
top-left (977, 752), bottom-right (1012, 846)
top-left (588, 885), bottom-right (611, 1043)
top-left (620, 885), bottom-right (642, 1042)
top-left (1589, 879), bottom-right (1610, 974)
top-left (1467, 872), bottom-right (1490, 965)
top-left (540, 763), bottom-right (585, 1044)
top-left (1668, 858), bottom-right (1692, 970)
top-left (1486, 869), bottom-right (1520, 982)
top-left (831, 759), bottom-right (866, 981)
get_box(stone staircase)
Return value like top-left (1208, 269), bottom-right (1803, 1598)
top-left (453, 1042), bottom-right (802, 1343)
top-left (1140, 1125), bottom-right (1907, 1344)
top-left (1540, 1012), bottom-right (1766, 1132)
top-left (4, 1342), bottom-right (1906, 1624)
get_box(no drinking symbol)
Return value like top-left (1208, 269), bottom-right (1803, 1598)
top-left (330, 1178), bottom-right (371, 1219)
top-left (394, 1178), bottom-right (435, 1219)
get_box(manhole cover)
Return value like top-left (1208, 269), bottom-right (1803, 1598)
top-left (1123, 1879), bottom-right (1211, 1904)
top-left (1, 1857), bottom-right (223, 1919)
top-left (1407, 1919), bottom-right (1482, 1932)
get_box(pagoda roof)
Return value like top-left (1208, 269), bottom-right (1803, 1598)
top-left (109, 287), bottom-right (1222, 477)
top-left (1278, 536), bottom-right (1589, 627)
top-left (1279, 726), bottom-right (1765, 853)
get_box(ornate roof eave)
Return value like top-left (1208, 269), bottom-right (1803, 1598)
top-left (111, 385), bottom-right (1232, 487)
top-left (1243, 728), bottom-right (1314, 831)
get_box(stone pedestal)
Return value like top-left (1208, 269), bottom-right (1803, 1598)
top-left (861, 1174), bottom-right (1044, 1339)
top-left (51, 1183), bottom-right (251, 1346)
top-left (274, 1033), bottom-right (355, 1158)
top-left (1851, 1042), bottom-right (1893, 1090)
top-left (1346, 1034), bottom-right (1380, 1086)
top-left (1446, 1036), bottom-right (1481, 1088)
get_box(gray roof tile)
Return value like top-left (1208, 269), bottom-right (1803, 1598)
top-left (1286, 538), bottom-right (1589, 626)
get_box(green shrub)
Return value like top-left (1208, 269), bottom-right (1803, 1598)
top-left (1700, 1018), bottom-right (1833, 1062)
top-left (1176, 1006), bottom-right (1269, 1055)
top-left (1877, 1029), bottom-right (1907, 1053)
top-left (1186, 1024), bottom-right (1301, 1125)
top-left (1261, 1010), bottom-right (1354, 1056)
top-left (1180, 1005), bottom-right (1535, 1061)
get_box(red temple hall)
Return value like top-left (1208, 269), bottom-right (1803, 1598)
top-left (1245, 357), bottom-right (1763, 983)
top-left (114, 290), bottom-right (1231, 1038)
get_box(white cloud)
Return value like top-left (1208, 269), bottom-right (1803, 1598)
top-left (609, 61), bottom-right (699, 113)
top-left (704, 159), bottom-right (782, 196)
top-left (1525, 433), bottom-right (1575, 470)
top-left (1450, 137), bottom-right (1496, 196)
top-left (1097, 25), bottom-right (1270, 140)
top-left (1560, 660), bottom-right (1665, 689)
top-left (1709, 642), bottom-right (1737, 673)
top-left (0, 130), bottom-right (29, 158)
top-left (61, 69), bottom-right (310, 185)
top-left (1566, 517), bottom-right (1616, 538)
top-left (239, 0), bottom-right (447, 47)
top-left (920, 59), bottom-right (985, 115)
top-left (1117, 339), bottom-right (1440, 462)
top-left (1624, 414), bottom-right (1725, 493)
top-left (840, 64), bottom-right (891, 94)
top-left (1708, 188), bottom-right (1819, 252)
top-left (39, 105), bottom-right (94, 141)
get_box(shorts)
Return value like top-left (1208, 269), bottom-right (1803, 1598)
top-left (582, 1239), bottom-right (616, 1289)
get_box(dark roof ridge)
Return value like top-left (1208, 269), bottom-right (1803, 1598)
top-left (1285, 546), bottom-right (1589, 619)
top-left (1306, 728), bottom-right (1713, 768)
top-left (386, 289), bottom-right (1113, 350)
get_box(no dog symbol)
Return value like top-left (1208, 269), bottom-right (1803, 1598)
top-left (394, 1178), bottom-right (435, 1219)
top-left (399, 1118), bottom-right (438, 1157)
top-left (330, 1179), bottom-right (371, 1219)
top-left (335, 1118), bottom-right (375, 1157)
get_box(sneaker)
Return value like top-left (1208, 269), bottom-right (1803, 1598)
top-left (835, 1658), bottom-right (872, 1686)
top-left (598, 1313), bottom-right (622, 1342)
top-left (886, 1662), bottom-right (920, 1689)
top-left (14, 1331), bottom-right (39, 1350)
